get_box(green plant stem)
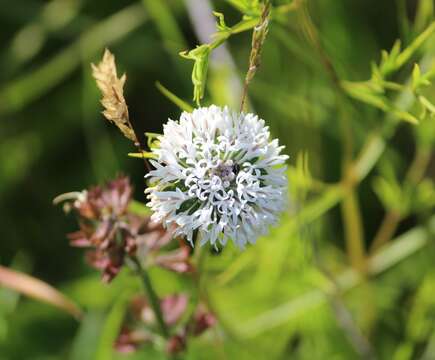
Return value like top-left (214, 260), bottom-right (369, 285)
top-left (370, 211), bottom-right (402, 253)
top-left (370, 147), bottom-right (431, 252)
top-left (298, 2), bottom-right (366, 271)
top-left (131, 257), bottom-right (169, 338)
top-left (349, 43), bottom-right (435, 185)
top-left (239, 215), bottom-right (435, 338)
top-left (341, 185), bottom-right (367, 271)
top-left (192, 232), bottom-right (209, 310)
top-left (405, 147), bottom-right (431, 184)
top-left (336, 25), bottom-right (435, 266)
top-left (339, 103), bottom-right (366, 271)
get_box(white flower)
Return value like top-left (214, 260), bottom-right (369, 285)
top-left (146, 105), bottom-right (288, 249)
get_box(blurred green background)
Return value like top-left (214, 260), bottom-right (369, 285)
top-left (1, 0), bottom-right (435, 359)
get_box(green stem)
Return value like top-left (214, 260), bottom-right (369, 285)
top-left (193, 232), bottom-right (207, 303)
top-left (132, 257), bottom-right (169, 338)
top-left (341, 186), bottom-right (366, 272)
top-left (298, 2), bottom-right (367, 271)
top-left (370, 146), bottom-right (431, 252)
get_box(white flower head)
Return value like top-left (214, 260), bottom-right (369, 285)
top-left (146, 105), bottom-right (288, 249)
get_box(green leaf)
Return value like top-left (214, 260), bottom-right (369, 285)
top-left (372, 176), bottom-right (408, 215)
top-left (0, 316), bottom-right (6, 343)
top-left (412, 63), bottom-right (422, 89)
top-left (341, 81), bottom-right (389, 110)
top-left (391, 109), bottom-right (419, 124)
top-left (419, 95), bottom-right (435, 115)
top-left (341, 80), bottom-right (419, 124)
top-left (412, 63), bottom-right (432, 92)
top-left (396, 21), bottom-right (435, 69)
top-left (95, 290), bottom-right (134, 360)
top-left (128, 200), bottom-right (151, 217)
top-left (224, 0), bottom-right (262, 16)
top-left (415, 111), bottom-right (435, 146)
top-left (0, 3), bottom-right (148, 115)
top-left (414, 0), bottom-right (434, 33)
top-left (179, 10), bottom-right (260, 105)
top-left (155, 82), bottom-right (193, 112)
top-left (412, 180), bottom-right (435, 212)
top-left (237, 216), bottom-right (433, 338)
top-left (142, 0), bottom-right (187, 52)
top-left (287, 151), bottom-right (312, 201)
top-left (70, 312), bottom-right (106, 360)
top-left (379, 40), bottom-right (402, 76)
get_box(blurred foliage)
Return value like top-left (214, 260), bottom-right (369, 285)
top-left (0, 0), bottom-right (435, 359)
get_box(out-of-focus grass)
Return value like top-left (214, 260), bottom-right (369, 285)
top-left (1, 0), bottom-right (435, 359)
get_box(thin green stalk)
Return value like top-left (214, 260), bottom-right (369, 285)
top-left (131, 257), bottom-right (169, 338)
top-left (370, 147), bottom-right (431, 252)
top-left (341, 186), bottom-right (367, 272)
top-left (298, 2), bottom-right (366, 271)
top-left (351, 44), bottom-right (435, 184)
top-left (370, 211), bottom-right (402, 253)
top-left (338, 97), bottom-right (366, 271)
top-left (239, 214), bottom-right (435, 337)
top-left (192, 232), bottom-right (208, 306)
top-left (191, 236), bottom-right (240, 343)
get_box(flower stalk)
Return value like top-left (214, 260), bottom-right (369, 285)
top-left (131, 256), bottom-right (169, 339)
top-left (370, 146), bottom-right (431, 252)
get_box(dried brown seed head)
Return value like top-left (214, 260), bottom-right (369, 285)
top-left (91, 49), bottom-right (136, 142)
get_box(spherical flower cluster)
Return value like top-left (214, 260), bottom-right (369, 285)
top-left (146, 105), bottom-right (288, 249)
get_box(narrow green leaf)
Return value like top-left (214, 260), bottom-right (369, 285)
top-left (391, 109), bottom-right (419, 124)
top-left (142, 0), bottom-right (187, 52)
top-left (414, 0), bottom-right (434, 33)
top-left (95, 291), bottom-right (134, 360)
top-left (238, 216), bottom-right (433, 338)
top-left (412, 63), bottom-right (422, 90)
top-left (128, 200), bottom-right (151, 216)
top-left (396, 21), bottom-right (435, 69)
top-left (70, 312), bottom-right (106, 360)
top-left (419, 95), bottom-right (435, 114)
top-left (155, 82), bottom-right (193, 112)
top-left (0, 3), bottom-right (148, 115)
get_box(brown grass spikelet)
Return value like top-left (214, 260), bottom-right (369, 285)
top-left (91, 49), bottom-right (137, 142)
